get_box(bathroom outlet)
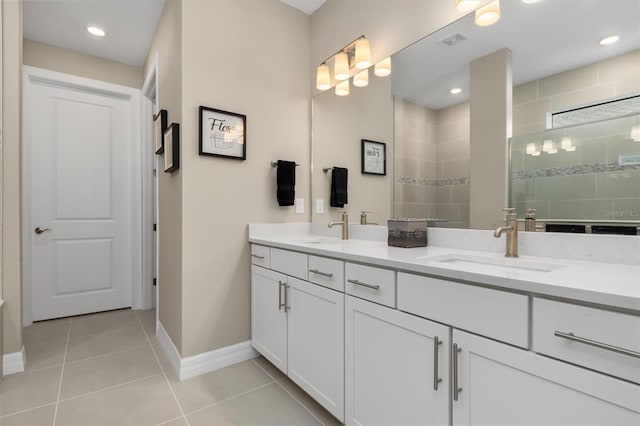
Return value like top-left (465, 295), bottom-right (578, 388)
top-left (295, 198), bottom-right (304, 214)
top-left (316, 199), bottom-right (324, 214)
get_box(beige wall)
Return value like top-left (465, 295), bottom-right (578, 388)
top-left (2, 0), bottom-right (23, 355)
top-left (313, 75), bottom-right (393, 225)
top-left (23, 40), bottom-right (143, 89)
top-left (144, 0), bottom-right (184, 353)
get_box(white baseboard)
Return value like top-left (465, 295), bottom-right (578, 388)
top-left (3, 346), bottom-right (26, 376)
top-left (156, 321), bottom-right (258, 381)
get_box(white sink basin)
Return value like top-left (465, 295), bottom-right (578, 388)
top-left (300, 237), bottom-right (347, 245)
top-left (422, 253), bottom-right (565, 273)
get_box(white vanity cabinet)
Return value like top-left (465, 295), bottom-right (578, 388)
top-left (250, 246), bottom-right (345, 422)
top-left (451, 329), bottom-right (640, 426)
top-left (345, 295), bottom-right (450, 426)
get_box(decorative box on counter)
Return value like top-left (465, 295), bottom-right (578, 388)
top-left (388, 218), bottom-right (428, 248)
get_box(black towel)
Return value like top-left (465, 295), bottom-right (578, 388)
top-left (330, 167), bottom-right (348, 208)
top-left (276, 160), bottom-right (296, 206)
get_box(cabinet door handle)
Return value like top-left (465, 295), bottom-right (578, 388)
top-left (309, 269), bottom-right (334, 278)
top-left (278, 281), bottom-right (286, 310)
top-left (554, 331), bottom-right (640, 359)
top-left (251, 254), bottom-right (265, 259)
top-left (433, 336), bottom-right (443, 391)
top-left (347, 279), bottom-right (380, 290)
top-left (453, 343), bottom-right (462, 401)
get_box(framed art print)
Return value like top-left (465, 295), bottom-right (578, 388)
top-left (164, 123), bottom-right (180, 173)
top-left (154, 109), bottom-right (167, 154)
top-left (199, 106), bottom-right (246, 160)
top-left (361, 139), bottom-right (386, 175)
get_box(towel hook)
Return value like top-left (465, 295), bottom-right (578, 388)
top-left (322, 167), bottom-right (334, 173)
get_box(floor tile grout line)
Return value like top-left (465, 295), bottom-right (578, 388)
top-left (251, 359), bottom-right (328, 426)
top-left (0, 402), bottom-right (58, 420)
top-left (51, 316), bottom-right (73, 426)
top-left (273, 379), bottom-right (327, 426)
top-left (56, 373), bottom-right (165, 405)
top-left (67, 323), bottom-right (146, 342)
top-left (155, 415), bottom-right (186, 426)
top-left (180, 380), bottom-right (277, 419)
top-left (136, 310), bottom-right (191, 426)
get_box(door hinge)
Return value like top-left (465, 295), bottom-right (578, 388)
top-left (153, 278), bottom-right (157, 286)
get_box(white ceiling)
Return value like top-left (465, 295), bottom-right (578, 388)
top-left (279, 0), bottom-right (325, 15)
top-left (392, 0), bottom-right (640, 110)
top-left (23, 0), bottom-right (166, 67)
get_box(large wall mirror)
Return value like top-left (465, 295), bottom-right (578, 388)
top-left (312, 0), bottom-right (640, 231)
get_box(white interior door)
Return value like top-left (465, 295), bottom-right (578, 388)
top-left (26, 71), bottom-right (136, 321)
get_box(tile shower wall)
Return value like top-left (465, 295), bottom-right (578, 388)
top-left (394, 98), bottom-right (470, 228)
top-left (512, 49), bottom-right (640, 222)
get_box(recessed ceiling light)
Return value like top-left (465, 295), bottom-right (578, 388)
top-left (450, 88), bottom-right (462, 95)
top-left (87, 26), bottom-right (106, 37)
top-left (522, 0), bottom-right (542, 4)
top-left (599, 35), bottom-right (619, 45)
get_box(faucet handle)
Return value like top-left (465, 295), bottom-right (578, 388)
top-left (503, 207), bottom-right (517, 220)
top-left (361, 211), bottom-right (372, 214)
top-left (526, 208), bottom-right (537, 218)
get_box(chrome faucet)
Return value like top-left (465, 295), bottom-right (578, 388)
top-left (360, 211), bottom-right (378, 225)
top-left (494, 208), bottom-right (518, 257)
top-left (328, 211), bottom-right (349, 240)
top-left (525, 208), bottom-right (537, 232)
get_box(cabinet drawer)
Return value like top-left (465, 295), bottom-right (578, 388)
top-left (250, 245), bottom-right (270, 268)
top-left (308, 256), bottom-right (344, 292)
top-left (345, 263), bottom-right (395, 308)
top-left (397, 272), bottom-right (529, 348)
top-left (533, 298), bottom-right (640, 384)
top-left (270, 248), bottom-right (308, 280)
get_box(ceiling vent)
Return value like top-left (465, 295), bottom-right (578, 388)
top-left (439, 33), bottom-right (468, 47)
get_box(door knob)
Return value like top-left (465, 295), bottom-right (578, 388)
top-left (34, 227), bottom-right (52, 234)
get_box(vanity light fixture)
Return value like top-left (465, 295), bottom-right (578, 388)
top-left (334, 52), bottom-right (350, 81)
top-left (450, 88), bottom-right (462, 95)
top-left (353, 69), bottom-right (369, 87)
top-left (526, 142), bottom-right (537, 155)
top-left (599, 35), bottom-right (620, 46)
top-left (456, 0), bottom-right (481, 12)
top-left (374, 57), bottom-right (392, 77)
top-left (316, 63), bottom-right (331, 90)
top-left (542, 139), bottom-right (557, 154)
top-left (475, 0), bottom-right (501, 27)
top-left (335, 80), bottom-right (350, 96)
top-left (631, 124), bottom-right (640, 142)
top-left (86, 26), bottom-right (106, 37)
top-left (561, 137), bottom-right (576, 151)
top-left (355, 38), bottom-right (372, 69)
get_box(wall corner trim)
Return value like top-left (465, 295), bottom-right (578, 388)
top-left (156, 321), bottom-right (258, 381)
top-left (3, 346), bottom-right (27, 376)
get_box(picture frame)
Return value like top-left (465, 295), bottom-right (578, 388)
top-left (153, 109), bottom-right (167, 154)
top-left (199, 105), bottom-right (246, 160)
top-left (361, 139), bottom-right (386, 175)
top-left (164, 123), bottom-right (180, 173)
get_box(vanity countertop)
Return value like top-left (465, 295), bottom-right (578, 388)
top-left (249, 223), bottom-right (640, 313)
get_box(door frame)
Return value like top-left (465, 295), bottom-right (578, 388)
top-left (21, 65), bottom-right (152, 325)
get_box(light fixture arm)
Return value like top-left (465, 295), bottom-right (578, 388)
top-left (318, 35), bottom-right (367, 68)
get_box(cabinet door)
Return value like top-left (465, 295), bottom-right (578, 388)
top-left (251, 265), bottom-right (288, 373)
top-left (452, 329), bottom-right (640, 426)
top-left (288, 278), bottom-right (344, 422)
top-left (345, 295), bottom-right (450, 426)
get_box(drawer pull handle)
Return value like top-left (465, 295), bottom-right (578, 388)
top-left (433, 336), bottom-right (443, 391)
top-left (453, 343), bottom-right (462, 401)
top-left (251, 254), bottom-right (265, 260)
top-left (309, 269), bottom-right (334, 278)
top-left (554, 331), bottom-right (640, 359)
top-left (347, 279), bottom-right (380, 290)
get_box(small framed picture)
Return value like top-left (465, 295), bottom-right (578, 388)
top-left (164, 123), bottom-right (180, 173)
top-left (361, 139), bottom-right (386, 175)
top-left (153, 109), bottom-right (167, 154)
top-left (199, 106), bottom-right (246, 160)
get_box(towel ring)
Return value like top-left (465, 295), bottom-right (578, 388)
top-left (271, 161), bottom-right (300, 168)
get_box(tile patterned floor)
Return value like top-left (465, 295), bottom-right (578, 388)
top-left (0, 309), bottom-right (341, 426)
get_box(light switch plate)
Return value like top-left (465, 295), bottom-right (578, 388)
top-left (316, 199), bottom-right (324, 214)
top-left (295, 198), bottom-right (304, 214)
